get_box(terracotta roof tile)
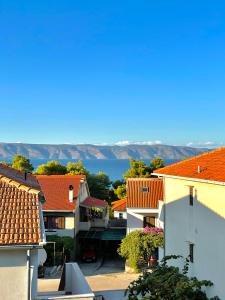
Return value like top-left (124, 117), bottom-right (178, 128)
top-left (154, 147), bottom-right (225, 182)
top-left (0, 164), bottom-right (40, 190)
top-left (0, 179), bottom-right (42, 246)
top-left (111, 198), bottom-right (127, 211)
top-left (37, 175), bottom-right (85, 211)
top-left (127, 178), bottom-right (163, 208)
top-left (81, 196), bottom-right (108, 208)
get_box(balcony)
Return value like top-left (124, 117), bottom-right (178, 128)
top-left (36, 263), bottom-right (95, 300)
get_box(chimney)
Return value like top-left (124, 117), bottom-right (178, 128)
top-left (24, 172), bottom-right (27, 181)
top-left (69, 185), bottom-right (74, 203)
top-left (197, 166), bottom-right (202, 173)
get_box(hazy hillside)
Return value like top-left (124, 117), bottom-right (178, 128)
top-left (0, 143), bottom-right (208, 161)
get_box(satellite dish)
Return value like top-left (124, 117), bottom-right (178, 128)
top-left (38, 248), bottom-right (47, 266)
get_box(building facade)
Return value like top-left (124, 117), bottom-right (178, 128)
top-left (126, 178), bottom-right (164, 234)
top-left (154, 147), bottom-right (225, 299)
top-left (0, 165), bottom-right (46, 300)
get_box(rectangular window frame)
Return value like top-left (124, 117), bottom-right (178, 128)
top-left (189, 243), bottom-right (194, 263)
top-left (141, 187), bottom-right (150, 193)
top-left (189, 186), bottom-right (194, 206)
top-left (44, 216), bottom-right (65, 230)
top-left (143, 216), bottom-right (155, 228)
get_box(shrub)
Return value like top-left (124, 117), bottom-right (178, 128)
top-left (118, 228), bottom-right (164, 272)
top-left (126, 255), bottom-right (220, 300)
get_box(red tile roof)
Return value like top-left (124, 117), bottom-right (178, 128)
top-left (0, 166), bottom-right (43, 246)
top-left (153, 147), bottom-right (225, 183)
top-left (0, 164), bottom-right (41, 190)
top-left (37, 175), bottom-right (86, 211)
top-left (127, 178), bottom-right (163, 208)
top-left (81, 196), bottom-right (108, 208)
top-left (111, 198), bottom-right (127, 211)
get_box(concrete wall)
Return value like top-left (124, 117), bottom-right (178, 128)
top-left (65, 263), bottom-right (94, 299)
top-left (0, 249), bottom-right (28, 300)
top-left (163, 177), bottom-right (225, 299)
top-left (114, 210), bottom-right (127, 219)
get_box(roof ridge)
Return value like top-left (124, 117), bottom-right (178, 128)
top-left (155, 147), bottom-right (222, 173)
top-left (0, 176), bottom-right (40, 194)
top-left (127, 177), bottom-right (162, 181)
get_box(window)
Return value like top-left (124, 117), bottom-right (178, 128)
top-left (44, 216), bottom-right (65, 229)
top-left (189, 243), bottom-right (194, 263)
top-left (189, 186), bottom-right (194, 206)
top-left (143, 216), bottom-right (155, 228)
top-left (119, 213), bottom-right (123, 219)
top-left (141, 187), bottom-right (150, 193)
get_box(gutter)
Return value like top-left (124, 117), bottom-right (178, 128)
top-left (153, 173), bottom-right (225, 186)
top-left (0, 245), bottom-right (42, 250)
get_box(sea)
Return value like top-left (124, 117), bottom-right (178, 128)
top-left (31, 159), bottom-right (179, 181)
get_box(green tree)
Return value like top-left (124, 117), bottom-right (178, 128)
top-left (150, 157), bottom-right (165, 171)
top-left (123, 159), bottom-right (151, 179)
top-left (114, 183), bottom-right (127, 199)
top-left (87, 172), bottom-right (111, 201)
top-left (66, 160), bottom-right (89, 176)
top-left (35, 160), bottom-right (67, 175)
top-left (126, 255), bottom-right (220, 300)
top-left (11, 154), bottom-right (34, 172)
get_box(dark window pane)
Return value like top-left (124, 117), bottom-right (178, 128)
top-left (189, 243), bottom-right (194, 263)
top-left (143, 216), bottom-right (155, 227)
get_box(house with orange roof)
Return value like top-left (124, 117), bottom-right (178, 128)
top-left (111, 198), bottom-right (127, 219)
top-left (153, 147), bottom-right (225, 299)
top-left (37, 175), bottom-right (88, 239)
top-left (36, 175), bottom-right (109, 246)
top-left (0, 164), bottom-right (46, 300)
top-left (126, 178), bottom-right (164, 234)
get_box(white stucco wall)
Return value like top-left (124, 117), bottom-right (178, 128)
top-left (114, 210), bottom-right (127, 219)
top-left (126, 208), bottom-right (160, 234)
top-left (163, 177), bottom-right (225, 299)
top-left (0, 249), bottom-right (28, 300)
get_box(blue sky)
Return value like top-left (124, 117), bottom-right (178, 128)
top-left (1, 1), bottom-right (225, 147)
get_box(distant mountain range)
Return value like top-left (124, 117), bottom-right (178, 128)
top-left (0, 143), bottom-right (209, 161)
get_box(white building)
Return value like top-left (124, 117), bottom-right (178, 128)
top-left (111, 198), bottom-right (127, 219)
top-left (0, 164), bottom-right (46, 300)
top-left (153, 147), bottom-right (225, 299)
top-left (126, 178), bottom-right (164, 234)
top-left (37, 175), bottom-right (89, 239)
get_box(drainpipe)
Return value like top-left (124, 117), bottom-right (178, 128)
top-left (27, 249), bottom-right (31, 300)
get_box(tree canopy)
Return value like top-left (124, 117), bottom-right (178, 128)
top-left (35, 160), bottom-right (67, 175)
top-left (11, 154), bottom-right (34, 172)
top-left (123, 159), bottom-right (151, 179)
top-left (150, 157), bottom-right (165, 171)
top-left (66, 160), bottom-right (89, 176)
top-left (87, 172), bottom-right (111, 201)
top-left (113, 183), bottom-right (127, 199)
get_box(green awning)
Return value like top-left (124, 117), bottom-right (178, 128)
top-left (78, 229), bottom-right (126, 241)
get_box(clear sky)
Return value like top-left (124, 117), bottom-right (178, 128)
top-left (1, 0), bottom-right (225, 147)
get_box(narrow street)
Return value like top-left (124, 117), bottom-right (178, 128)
top-left (79, 256), bottom-right (139, 300)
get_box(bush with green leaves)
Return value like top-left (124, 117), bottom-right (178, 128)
top-left (126, 255), bottom-right (220, 300)
top-left (118, 229), bottom-right (164, 272)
